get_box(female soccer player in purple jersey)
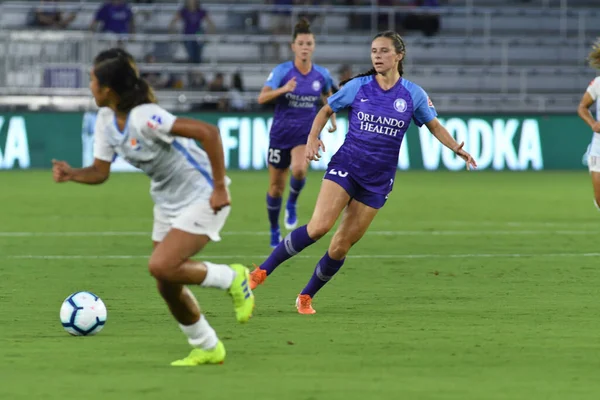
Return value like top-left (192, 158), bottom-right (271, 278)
top-left (51, 48), bottom-right (254, 365)
top-left (258, 18), bottom-right (337, 248)
top-left (250, 31), bottom-right (477, 314)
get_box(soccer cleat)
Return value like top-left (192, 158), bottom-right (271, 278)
top-left (249, 266), bottom-right (267, 290)
top-left (295, 294), bottom-right (316, 315)
top-left (284, 206), bottom-right (298, 230)
top-left (228, 264), bottom-right (255, 323)
top-left (171, 341), bottom-right (226, 366)
top-left (270, 228), bottom-right (282, 248)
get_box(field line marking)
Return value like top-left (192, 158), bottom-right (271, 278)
top-left (6, 253), bottom-right (600, 260)
top-left (0, 230), bottom-right (597, 237)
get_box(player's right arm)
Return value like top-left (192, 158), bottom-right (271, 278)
top-left (52, 109), bottom-right (114, 184)
top-left (257, 64), bottom-right (296, 104)
top-left (577, 79), bottom-right (600, 132)
top-left (52, 158), bottom-right (111, 184)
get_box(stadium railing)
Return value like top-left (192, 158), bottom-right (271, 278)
top-left (0, 2), bottom-right (597, 112)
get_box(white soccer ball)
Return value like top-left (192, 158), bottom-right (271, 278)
top-left (60, 291), bottom-right (107, 336)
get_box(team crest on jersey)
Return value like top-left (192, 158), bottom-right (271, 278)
top-left (393, 98), bottom-right (407, 113)
top-left (129, 138), bottom-right (142, 151)
top-left (312, 80), bottom-right (321, 92)
top-left (427, 97), bottom-right (434, 108)
top-left (147, 114), bottom-right (163, 129)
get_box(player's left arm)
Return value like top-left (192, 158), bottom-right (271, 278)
top-left (425, 118), bottom-right (477, 170)
top-left (169, 118), bottom-right (230, 211)
top-left (169, 118), bottom-right (226, 189)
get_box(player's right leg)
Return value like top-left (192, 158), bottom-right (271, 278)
top-left (588, 155), bottom-right (600, 210)
top-left (250, 178), bottom-right (351, 289)
top-left (267, 161), bottom-right (289, 248)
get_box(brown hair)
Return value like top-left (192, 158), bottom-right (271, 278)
top-left (340, 31), bottom-right (406, 87)
top-left (93, 48), bottom-right (156, 113)
top-left (588, 39), bottom-right (600, 69)
top-left (293, 17), bottom-right (312, 41)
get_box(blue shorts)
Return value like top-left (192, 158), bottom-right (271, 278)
top-left (323, 166), bottom-right (389, 209)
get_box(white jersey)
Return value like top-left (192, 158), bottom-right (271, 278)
top-left (583, 77), bottom-right (600, 160)
top-left (93, 104), bottom-right (217, 214)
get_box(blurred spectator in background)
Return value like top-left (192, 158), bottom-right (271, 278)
top-left (332, 64), bottom-right (353, 93)
top-left (403, 0), bottom-right (440, 37)
top-left (204, 72), bottom-right (229, 111)
top-left (30, 0), bottom-right (76, 29)
top-left (229, 72), bottom-right (248, 111)
top-left (267, 0), bottom-right (293, 34)
top-left (140, 53), bottom-right (174, 89)
top-left (170, 0), bottom-right (215, 64)
top-left (188, 71), bottom-right (207, 90)
top-left (90, 0), bottom-right (135, 34)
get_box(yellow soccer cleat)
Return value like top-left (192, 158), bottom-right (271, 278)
top-left (170, 341), bottom-right (226, 366)
top-left (228, 264), bottom-right (255, 323)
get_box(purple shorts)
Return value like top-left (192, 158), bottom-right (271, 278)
top-left (323, 166), bottom-right (389, 209)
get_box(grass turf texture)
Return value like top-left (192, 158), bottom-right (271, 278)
top-left (1, 170), bottom-right (600, 399)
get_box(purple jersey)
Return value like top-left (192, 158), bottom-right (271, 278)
top-left (265, 61), bottom-right (333, 149)
top-left (327, 75), bottom-right (437, 195)
top-left (94, 3), bottom-right (133, 34)
top-left (179, 8), bottom-right (207, 34)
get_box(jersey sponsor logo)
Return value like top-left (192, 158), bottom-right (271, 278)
top-left (129, 138), bottom-right (142, 151)
top-left (147, 115), bottom-right (163, 129)
top-left (427, 97), bottom-right (434, 108)
top-left (312, 80), bottom-right (321, 92)
top-left (393, 98), bottom-right (407, 113)
top-left (360, 98), bottom-right (369, 102)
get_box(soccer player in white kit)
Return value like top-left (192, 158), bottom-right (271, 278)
top-left (578, 41), bottom-right (600, 209)
top-left (51, 48), bottom-right (254, 366)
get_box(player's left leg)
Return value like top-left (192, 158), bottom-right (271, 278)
top-left (296, 199), bottom-right (379, 314)
top-left (285, 145), bottom-right (309, 230)
top-left (149, 204), bottom-right (253, 365)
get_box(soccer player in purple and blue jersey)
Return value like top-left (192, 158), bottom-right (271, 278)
top-left (250, 31), bottom-right (477, 314)
top-left (258, 18), bottom-right (337, 248)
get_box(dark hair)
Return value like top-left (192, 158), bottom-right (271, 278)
top-left (93, 48), bottom-right (156, 113)
top-left (339, 31), bottom-right (406, 87)
top-left (293, 17), bottom-right (312, 41)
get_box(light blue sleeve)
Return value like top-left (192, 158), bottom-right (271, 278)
top-left (264, 63), bottom-right (291, 89)
top-left (407, 82), bottom-right (437, 127)
top-left (315, 65), bottom-right (333, 93)
top-left (327, 77), bottom-right (368, 113)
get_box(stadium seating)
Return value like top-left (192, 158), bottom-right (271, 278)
top-left (0, 1), bottom-right (597, 112)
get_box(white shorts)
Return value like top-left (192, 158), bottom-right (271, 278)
top-left (152, 202), bottom-right (230, 243)
top-left (589, 155), bottom-right (600, 173)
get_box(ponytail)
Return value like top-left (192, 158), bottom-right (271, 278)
top-left (116, 77), bottom-right (156, 113)
top-left (339, 68), bottom-right (376, 87)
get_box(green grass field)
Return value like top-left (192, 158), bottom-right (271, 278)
top-left (2, 170), bottom-right (600, 400)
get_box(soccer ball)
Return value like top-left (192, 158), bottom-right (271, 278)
top-left (60, 291), bottom-right (107, 336)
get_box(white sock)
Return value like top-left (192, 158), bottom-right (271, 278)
top-left (200, 262), bottom-right (235, 289)
top-left (179, 315), bottom-right (219, 350)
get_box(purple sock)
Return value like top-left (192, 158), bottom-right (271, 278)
top-left (300, 252), bottom-right (345, 298)
top-left (260, 225), bottom-right (316, 275)
top-left (266, 193), bottom-right (282, 230)
top-left (287, 177), bottom-right (306, 207)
